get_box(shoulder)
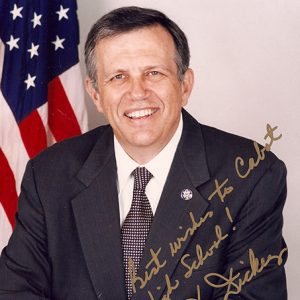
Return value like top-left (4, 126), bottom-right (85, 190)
top-left (30, 124), bottom-right (112, 174)
top-left (182, 109), bottom-right (284, 180)
top-left (203, 123), bottom-right (285, 177)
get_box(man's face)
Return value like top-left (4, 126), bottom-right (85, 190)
top-left (86, 25), bottom-right (194, 162)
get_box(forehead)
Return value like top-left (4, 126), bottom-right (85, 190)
top-left (94, 25), bottom-right (177, 61)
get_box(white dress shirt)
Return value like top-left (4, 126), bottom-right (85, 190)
top-left (114, 115), bottom-right (183, 226)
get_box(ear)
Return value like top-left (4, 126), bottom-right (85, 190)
top-left (85, 77), bottom-right (103, 113)
top-left (180, 68), bottom-right (194, 106)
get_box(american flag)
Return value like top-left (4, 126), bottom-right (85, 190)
top-left (0, 0), bottom-right (88, 252)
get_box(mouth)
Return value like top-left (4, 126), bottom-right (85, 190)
top-left (125, 108), bottom-right (158, 119)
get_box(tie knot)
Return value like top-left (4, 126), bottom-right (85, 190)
top-left (133, 167), bottom-right (153, 191)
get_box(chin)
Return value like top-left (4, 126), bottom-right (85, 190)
top-left (130, 134), bottom-right (158, 148)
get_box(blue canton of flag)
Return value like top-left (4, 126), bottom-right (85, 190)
top-left (0, 0), bottom-right (79, 123)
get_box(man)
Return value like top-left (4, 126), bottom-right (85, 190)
top-left (0, 6), bottom-right (287, 300)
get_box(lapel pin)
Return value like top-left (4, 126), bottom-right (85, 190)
top-left (181, 189), bottom-right (193, 200)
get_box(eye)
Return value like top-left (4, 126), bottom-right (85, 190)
top-left (113, 74), bottom-right (125, 80)
top-left (148, 71), bottom-right (160, 76)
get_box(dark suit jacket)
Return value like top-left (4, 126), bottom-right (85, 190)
top-left (0, 110), bottom-right (287, 299)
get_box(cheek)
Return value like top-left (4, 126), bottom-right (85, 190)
top-left (100, 95), bottom-right (124, 121)
top-left (155, 82), bottom-right (183, 104)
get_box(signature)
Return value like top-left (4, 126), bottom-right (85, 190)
top-left (208, 178), bottom-right (235, 226)
top-left (208, 178), bottom-right (234, 203)
top-left (180, 225), bottom-right (228, 279)
top-left (129, 248), bottom-right (166, 293)
top-left (186, 285), bottom-right (201, 300)
top-left (204, 247), bottom-right (288, 300)
top-left (235, 124), bottom-right (282, 179)
top-left (169, 210), bottom-right (214, 257)
top-left (147, 274), bottom-right (179, 300)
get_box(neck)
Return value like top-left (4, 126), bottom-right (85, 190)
top-left (122, 143), bottom-right (166, 165)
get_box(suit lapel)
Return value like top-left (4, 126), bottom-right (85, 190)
top-left (133, 110), bottom-right (211, 299)
top-left (71, 127), bottom-right (126, 299)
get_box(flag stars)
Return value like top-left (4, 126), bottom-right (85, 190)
top-left (52, 35), bottom-right (65, 51)
top-left (27, 43), bottom-right (39, 59)
top-left (24, 74), bottom-right (36, 90)
top-left (31, 12), bottom-right (42, 28)
top-left (10, 4), bottom-right (23, 20)
top-left (6, 35), bottom-right (20, 51)
top-left (56, 5), bottom-right (69, 21)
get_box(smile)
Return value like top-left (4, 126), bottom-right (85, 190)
top-left (125, 108), bottom-right (157, 119)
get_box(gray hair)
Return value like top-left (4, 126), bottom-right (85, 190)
top-left (84, 6), bottom-right (190, 89)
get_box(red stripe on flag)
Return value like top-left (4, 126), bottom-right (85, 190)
top-left (19, 110), bottom-right (47, 159)
top-left (48, 77), bottom-right (82, 142)
top-left (0, 148), bottom-right (18, 227)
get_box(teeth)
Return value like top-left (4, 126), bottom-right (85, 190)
top-left (126, 109), bottom-right (156, 119)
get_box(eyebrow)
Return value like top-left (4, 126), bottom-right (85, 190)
top-left (143, 65), bottom-right (173, 73)
top-left (105, 65), bottom-right (172, 76)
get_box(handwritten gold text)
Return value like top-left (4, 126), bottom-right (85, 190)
top-left (235, 124), bottom-right (282, 179)
top-left (204, 247), bottom-right (287, 300)
top-left (129, 248), bottom-right (167, 293)
top-left (169, 211), bottom-right (214, 257)
top-left (180, 225), bottom-right (229, 279)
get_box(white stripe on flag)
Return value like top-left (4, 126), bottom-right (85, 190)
top-left (37, 103), bottom-right (57, 145)
top-left (37, 102), bottom-right (49, 132)
top-left (0, 203), bottom-right (12, 252)
top-left (59, 63), bottom-right (88, 132)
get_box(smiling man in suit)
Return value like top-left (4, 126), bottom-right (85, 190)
top-left (0, 6), bottom-right (287, 300)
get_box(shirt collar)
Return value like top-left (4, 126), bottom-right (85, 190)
top-left (114, 114), bottom-right (183, 192)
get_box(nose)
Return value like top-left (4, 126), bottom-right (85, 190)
top-left (130, 77), bottom-right (148, 101)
